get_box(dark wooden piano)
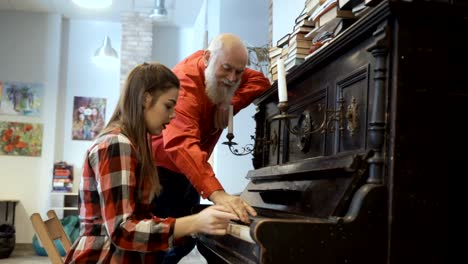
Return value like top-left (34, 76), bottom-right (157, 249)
top-left (197, 0), bottom-right (466, 263)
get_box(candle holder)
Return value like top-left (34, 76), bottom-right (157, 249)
top-left (271, 101), bottom-right (297, 121)
top-left (271, 96), bottom-right (359, 136)
top-left (223, 131), bottom-right (279, 156)
top-left (222, 133), bottom-right (254, 156)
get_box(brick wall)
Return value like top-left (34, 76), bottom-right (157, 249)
top-left (120, 11), bottom-right (153, 86)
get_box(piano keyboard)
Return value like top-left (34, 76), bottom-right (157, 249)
top-left (226, 221), bottom-right (255, 244)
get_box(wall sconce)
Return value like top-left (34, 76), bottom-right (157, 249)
top-left (273, 96), bottom-right (359, 136)
top-left (92, 36), bottom-right (119, 67)
top-left (223, 133), bottom-right (279, 157)
top-left (273, 56), bottom-right (359, 137)
top-left (222, 105), bottom-right (278, 156)
top-left (222, 105), bottom-right (254, 156)
top-left (222, 133), bottom-right (255, 156)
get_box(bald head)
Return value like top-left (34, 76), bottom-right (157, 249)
top-left (206, 33), bottom-right (248, 65)
top-left (204, 33), bottom-right (247, 105)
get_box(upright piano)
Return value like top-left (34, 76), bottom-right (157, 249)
top-left (197, 0), bottom-right (466, 263)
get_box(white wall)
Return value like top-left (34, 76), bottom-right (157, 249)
top-left (219, 0), bottom-right (270, 46)
top-left (192, 0), bottom-right (209, 50)
top-left (59, 20), bottom-right (121, 172)
top-left (206, 0), bottom-right (221, 44)
top-left (0, 13), bottom-right (121, 243)
top-left (272, 0), bottom-right (305, 44)
top-left (152, 26), bottom-right (195, 68)
top-left (0, 11), bottom-right (62, 243)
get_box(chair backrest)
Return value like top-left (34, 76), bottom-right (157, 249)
top-left (30, 210), bottom-right (72, 264)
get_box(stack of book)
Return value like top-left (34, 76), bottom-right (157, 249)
top-left (268, 0), bottom-right (324, 75)
top-left (339, 0), bottom-right (380, 17)
top-left (285, 23), bottom-right (314, 71)
top-left (284, 5), bottom-right (323, 72)
top-left (304, 0), bottom-right (357, 59)
top-left (268, 46), bottom-right (282, 81)
top-left (52, 162), bottom-right (73, 192)
top-left (310, 0), bottom-right (355, 28)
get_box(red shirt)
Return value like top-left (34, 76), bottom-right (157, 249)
top-left (152, 50), bottom-right (271, 199)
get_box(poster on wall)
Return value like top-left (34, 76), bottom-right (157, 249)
top-left (72, 96), bottom-right (106, 141)
top-left (0, 80), bottom-right (44, 116)
top-left (0, 121), bottom-right (43, 156)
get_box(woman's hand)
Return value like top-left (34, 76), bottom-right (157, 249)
top-left (194, 205), bottom-right (239, 235)
top-left (174, 205), bottom-right (238, 238)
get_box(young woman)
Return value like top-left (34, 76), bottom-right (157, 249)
top-left (65, 62), bottom-right (238, 263)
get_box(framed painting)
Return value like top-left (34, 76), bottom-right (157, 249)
top-left (0, 121), bottom-right (43, 156)
top-left (72, 96), bottom-right (106, 141)
top-left (0, 80), bottom-right (44, 116)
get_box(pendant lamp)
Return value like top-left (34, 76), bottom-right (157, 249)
top-left (92, 36), bottom-right (119, 67)
top-left (150, 0), bottom-right (169, 22)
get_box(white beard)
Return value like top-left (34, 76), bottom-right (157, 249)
top-left (205, 63), bottom-right (240, 105)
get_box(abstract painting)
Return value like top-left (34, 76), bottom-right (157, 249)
top-left (0, 121), bottom-right (43, 156)
top-left (72, 96), bottom-right (106, 141)
top-left (0, 80), bottom-right (44, 116)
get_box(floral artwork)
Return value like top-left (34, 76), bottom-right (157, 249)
top-left (0, 121), bottom-right (43, 156)
top-left (0, 80), bottom-right (44, 116)
top-left (72, 96), bottom-right (106, 141)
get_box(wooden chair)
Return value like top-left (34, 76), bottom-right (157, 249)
top-left (30, 210), bottom-right (72, 264)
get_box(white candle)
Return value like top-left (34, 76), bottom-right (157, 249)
top-left (277, 57), bottom-right (288, 102)
top-left (228, 105), bottom-right (234, 134)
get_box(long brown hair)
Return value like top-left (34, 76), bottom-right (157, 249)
top-left (101, 62), bottom-right (179, 199)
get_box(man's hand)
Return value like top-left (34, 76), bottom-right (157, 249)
top-left (209, 190), bottom-right (257, 223)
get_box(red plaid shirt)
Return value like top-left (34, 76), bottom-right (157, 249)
top-left (65, 128), bottom-right (177, 263)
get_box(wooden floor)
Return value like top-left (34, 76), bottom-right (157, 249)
top-left (0, 243), bottom-right (207, 264)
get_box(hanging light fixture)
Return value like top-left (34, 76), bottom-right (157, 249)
top-left (92, 36), bottom-right (119, 67)
top-left (149, 0), bottom-right (169, 22)
top-left (72, 0), bottom-right (112, 9)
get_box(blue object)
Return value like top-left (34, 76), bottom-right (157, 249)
top-left (32, 235), bottom-right (66, 256)
top-left (32, 215), bottom-right (80, 257)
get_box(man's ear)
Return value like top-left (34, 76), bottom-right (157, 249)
top-left (203, 50), bottom-right (211, 67)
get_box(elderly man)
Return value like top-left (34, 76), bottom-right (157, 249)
top-left (152, 33), bottom-right (271, 262)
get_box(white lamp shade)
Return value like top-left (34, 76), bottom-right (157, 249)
top-left (92, 36), bottom-right (119, 67)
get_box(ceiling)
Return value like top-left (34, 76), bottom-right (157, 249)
top-left (0, 0), bottom-right (204, 27)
